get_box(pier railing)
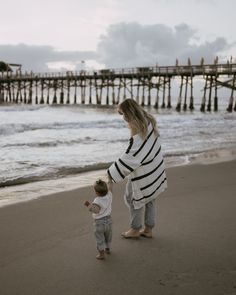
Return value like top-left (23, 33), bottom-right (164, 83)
top-left (1, 63), bottom-right (236, 80)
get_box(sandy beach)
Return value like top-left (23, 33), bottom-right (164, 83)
top-left (0, 160), bottom-right (236, 295)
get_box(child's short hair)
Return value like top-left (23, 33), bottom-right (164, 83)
top-left (94, 179), bottom-right (108, 196)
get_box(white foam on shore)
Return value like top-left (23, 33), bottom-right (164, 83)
top-left (188, 147), bottom-right (236, 165)
top-left (0, 147), bottom-right (236, 208)
top-left (0, 170), bottom-right (108, 208)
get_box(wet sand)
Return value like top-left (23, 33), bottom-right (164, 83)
top-left (0, 160), bottom-right (236, 295)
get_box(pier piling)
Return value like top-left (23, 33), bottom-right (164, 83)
top-left (0, 59), bottom-right (236, 111)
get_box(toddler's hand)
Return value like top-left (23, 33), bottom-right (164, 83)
top-left (84, 200), bottom-right (90, 207)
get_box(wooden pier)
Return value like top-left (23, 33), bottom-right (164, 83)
top-left (0, 60), bottom-right (236, 112)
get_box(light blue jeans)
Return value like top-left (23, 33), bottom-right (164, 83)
top-left (125, 179), bottom-right (156, 230)
top-left (94, 215), bottom-right (112, 251)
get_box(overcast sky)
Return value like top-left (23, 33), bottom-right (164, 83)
top-left (0, 0), bottom-right (235, 72)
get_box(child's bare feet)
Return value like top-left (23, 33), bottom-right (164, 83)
top-left (96, 250), bottom-right (105, 260)
top-left (105, 248), bottom-right (111, 254)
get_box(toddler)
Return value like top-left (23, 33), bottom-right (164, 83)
top-left (84, 179), bottom-right (113, 260)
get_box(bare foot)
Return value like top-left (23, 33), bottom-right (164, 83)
top-left (96, 250), bottom-right (105, 260)
top-left (139, 228), bottom-right (153, 238)
top-left (121, 228), bottom-right (140, 239)
top-left (105, 248), bottom-right (111, 254)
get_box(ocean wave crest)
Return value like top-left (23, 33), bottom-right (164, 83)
top-left (1, 137), bottom-right (128, 148)
top-left (0, 162), bottom-right (112, 188)
top-left (0, 119), bottom-right (123, 136)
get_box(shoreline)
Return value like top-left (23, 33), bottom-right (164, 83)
top-left (0, 146), bottom-right (236, 209)
top-left (0, 160), bottom-right (236, 294)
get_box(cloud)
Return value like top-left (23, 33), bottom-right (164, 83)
top-left (0, 44), bottom-right (97, 72)
top-left (96, 22), bottom-right (234, 67)
top-left (0, 22), bottom-right (234, 72)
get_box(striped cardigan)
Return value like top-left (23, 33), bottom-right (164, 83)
top-left (108, 123), bottom-right (167, 209)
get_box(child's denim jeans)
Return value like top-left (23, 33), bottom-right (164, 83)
top-left (94, 215), bottom-right (112, 251)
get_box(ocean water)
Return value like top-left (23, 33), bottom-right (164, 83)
top-left (0, 104), bottom-right (236, 207)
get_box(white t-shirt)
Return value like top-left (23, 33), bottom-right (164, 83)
top-left (92, 191), bottom-right (112, 220)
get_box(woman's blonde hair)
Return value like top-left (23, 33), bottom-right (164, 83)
top-left (118, 99), bottom-right (158, 139)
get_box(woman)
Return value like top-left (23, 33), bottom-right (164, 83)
top-left (107, 99), bottom-right (167, 238)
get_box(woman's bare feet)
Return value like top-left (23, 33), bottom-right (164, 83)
top-left (139, 227), bottom-right (153, 238)
top-left (121, 228), bottom-right (140, 238)
top-left (96, 250), bottom-right (105, 260)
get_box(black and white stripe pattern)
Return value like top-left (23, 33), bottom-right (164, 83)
top-left (108, 123), bottom-right (167, 209)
